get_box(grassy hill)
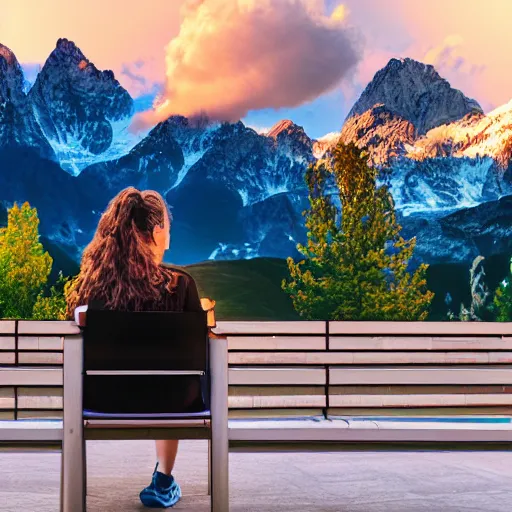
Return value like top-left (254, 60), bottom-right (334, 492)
top-left (184, 255), bottom-right (510, 322)
top-left (183, 258), bottom-right (300, 321)
top-left (30, 233), bottom-right (512, 322)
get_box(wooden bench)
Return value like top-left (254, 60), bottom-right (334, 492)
top-left (2, 320), bottom-right (512, 449)
top-left (0, 320), bottom-right (77, 445)
top-left (219, 320), bottom-right (512, 449)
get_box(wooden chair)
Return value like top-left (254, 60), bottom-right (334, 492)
top-left (61, 309), bottom-right (228, 511)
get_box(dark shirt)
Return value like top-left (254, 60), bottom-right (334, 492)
top-left (88, 263), bottom-right (202, 313)
top-left (161, 263), bottom-right (203, 312)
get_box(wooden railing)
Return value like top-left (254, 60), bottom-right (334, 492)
top-left (1, 320), bottom-right (512, 420)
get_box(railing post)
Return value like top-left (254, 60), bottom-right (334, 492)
top-left (62, 334), bottom-right (85, 512)
top-left (209, 335), bottom-right (229, 511)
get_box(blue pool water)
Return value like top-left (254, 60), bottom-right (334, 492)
top-left (355, 417), bottom-right (512, 424)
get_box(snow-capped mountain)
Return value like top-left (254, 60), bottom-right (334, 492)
top-left (346, 58), bottom-right (483, 135)
top-left (405, 101), bottom-right (512, 167)
top-left (0, 39), bottom-right (510, 268)
top-left (27, 38), bottom-right (140, 175)
top-left (0, 43), bottom-right (54, 159)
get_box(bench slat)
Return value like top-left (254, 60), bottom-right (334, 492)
top-left (18, 353), bottom-right (63, 364)
top-left (18, 337), bottom-right (63, 350)
top-left (17, 321), bottom-right (80, 336)
top-left (17, 388), bottom-right (62, 410)
top-left (329, 367), bottom-right (512, 385)
top-left (229, 368), bottom-right (326, 385)
top-left (0, 337), bottom-right (15, 350)
top-left (329, 322), bottom-right (512, 336)
top-left (329, 336), bottom-right (512, 351)
top-left (216, 321), bottom-right (325, 335)
top-left (0, 368), bottom-right (62, 386)
top-left (0, 389), bottom-right (14, 409)
top-left (229, 352), bottom-right (512, 365)
top-left (229, 393), bottom-right (326, 408)
top-left (0, 420), bottom-right (63, 442)
top-left (228, 336), bottom-right (325, 350)
top-left (0, 322), bottom-right (15, 334)
top-left (0, 353), bottom-right (15, 364)
top-left (329, 393), bottom-right (512, 407)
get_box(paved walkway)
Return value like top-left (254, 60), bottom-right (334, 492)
top-left (2, 440), bottom-right (512, 511)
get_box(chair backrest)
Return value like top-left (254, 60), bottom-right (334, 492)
top-left (82, 310), bottom-right (209, 415)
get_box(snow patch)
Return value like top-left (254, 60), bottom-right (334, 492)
top-left (41, 115), bottom-right (149, 176)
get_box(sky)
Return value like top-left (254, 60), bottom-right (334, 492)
top-left (1, 0), bottom-right (511, 138)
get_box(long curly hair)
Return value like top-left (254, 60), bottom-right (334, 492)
top-left (65, 187), bottom-right (176, 318)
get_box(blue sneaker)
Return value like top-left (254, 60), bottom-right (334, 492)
top-left (140, 463), bottom-right (182, 508)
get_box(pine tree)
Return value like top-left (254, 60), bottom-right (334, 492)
top-left (493, 257), bottom-right (512, 321)
top-left (283, 142), bottom-right (434, 320)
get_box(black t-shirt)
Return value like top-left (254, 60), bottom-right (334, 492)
top-left (88, 263), bottom-right (203, 313)
top-left (160, 263), bottom-right (203, 312)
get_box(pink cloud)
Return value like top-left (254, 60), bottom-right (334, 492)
top-left (133, 0), bottom-right (362, 129)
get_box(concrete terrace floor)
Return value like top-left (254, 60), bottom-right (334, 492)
top-left (2, 441), bottom-right (512, 511)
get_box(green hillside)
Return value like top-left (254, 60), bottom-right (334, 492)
top-left (183, 258), bottom-right (300, 321)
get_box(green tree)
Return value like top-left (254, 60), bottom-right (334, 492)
top-left (33, 272), bottom-right (69, 321)
top-left (283, 142), bottom-right (434, 320)
top-left (493, 257), bottom-right (512, 321)
top-left (0, 202), bottom-right (53, 319)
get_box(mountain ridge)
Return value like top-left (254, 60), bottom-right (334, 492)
top-left (0, 39), bottom-right (510, 269)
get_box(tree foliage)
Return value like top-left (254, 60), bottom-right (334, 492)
top-left (33, 272), bottom-right (69, 321)
top-left (283, 142), bottom-right (434, 320)
top-left (0, 203), bottom-right (53, 319)
top-left (493, 257), bottom-right (512, 322)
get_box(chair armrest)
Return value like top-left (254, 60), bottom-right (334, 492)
top-left (74, 305), bottom-right (88, 327)
top-left (201, 297), bottom-right (217, 328)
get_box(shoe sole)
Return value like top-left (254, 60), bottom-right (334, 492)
top-left (140, 494), bottom-right (181, 508)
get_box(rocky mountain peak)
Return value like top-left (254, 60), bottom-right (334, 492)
top-left (0, 43), bottom-right (17, 67)
top-left (27, 38), bottom-right (134, 171)
top-left (267, 119), bottom-right (297, 138)
top-left (51, 38), bottom-right (87, 63)
top-left (0, 43), bottom-right (25, 103)
top-left (346, 57), bottom-right (483, 135)
top-left (267, 119), bottom-right (313, 157)
top-left (0, 43), bottom-right (54, 158)
top-left (341, 104), bottom-right (416, 166)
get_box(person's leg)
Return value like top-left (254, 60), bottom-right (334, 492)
top-left (139, 440), bottom-right (182, 507)
top-left (155, 440), bottom-right (179, 475)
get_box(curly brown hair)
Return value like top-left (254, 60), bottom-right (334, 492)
top-left (65, 187), bottom-right (176, 318)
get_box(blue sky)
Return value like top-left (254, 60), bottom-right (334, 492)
top-left (13, 0), bottom-right (509, 139)
top-left (242, 86), bottom-right (354, 139)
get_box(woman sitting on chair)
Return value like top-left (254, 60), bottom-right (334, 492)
top-left (65, 186), bottom-right (201, 509)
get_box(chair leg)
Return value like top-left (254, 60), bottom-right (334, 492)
top-left (83, 438), bottom-right (87, 502)
top-left (62, 334), bottom-right (85, 512)
top-left (59, 444), bottom-right (64, 512)
top-left (62, 418), bottom-right (85, 511)
top-left (209, 336), bottom-right (229, 512)
top-left (208, 439), bottom-right (212, 496)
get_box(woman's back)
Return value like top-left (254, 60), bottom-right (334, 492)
top-left (65, 188), bottom-right (202, 318)
top-left (86, 264), bottom-right (202, 313)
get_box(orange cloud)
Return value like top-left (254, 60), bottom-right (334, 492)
top-left (133, 0), bottom-right (361, 129)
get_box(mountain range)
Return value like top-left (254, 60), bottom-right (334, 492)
top-left (0, 39), bottom-right (511, 274)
